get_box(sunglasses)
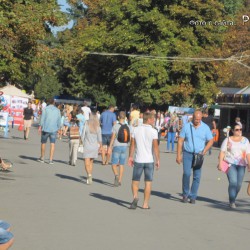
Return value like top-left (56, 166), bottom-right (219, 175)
top-left (234, 128), bottom-right (242, 131)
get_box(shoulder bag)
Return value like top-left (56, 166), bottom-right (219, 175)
top-left (190, 124), bottom-right (204, 170)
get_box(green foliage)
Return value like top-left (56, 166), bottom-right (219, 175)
top-left (64, 0), bottom-right (226, 106)
top-left (1, 0), bottom-right (247, 107)
top-left (218, 0), bottom-right (245, 15)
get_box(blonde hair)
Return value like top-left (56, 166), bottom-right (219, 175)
top-left (88, 113), bottom-right (100, 133)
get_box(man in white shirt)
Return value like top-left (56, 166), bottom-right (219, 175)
top-left (81, 101), bottom-right (91, 121)
top-left (128, 112), bottom-right (160, 209)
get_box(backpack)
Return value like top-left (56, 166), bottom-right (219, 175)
top-left (117, 123), bottom-right (130, 143)
top-left (69, 125), bottom-right (80, 140)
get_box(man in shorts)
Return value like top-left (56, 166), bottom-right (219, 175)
top-left (38, 99), bottom-right (61, 164)
top-left (23, 101), bottom-right (34, 140)
top-left (108, 111), bottom-right (130, 187)
top-left (100, 105), bottom-right (117, 165)
top-left (128, 112), bottom-right (160, 209)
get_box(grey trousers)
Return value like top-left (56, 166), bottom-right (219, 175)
top-left (69, 139), bottom-right (80, 165)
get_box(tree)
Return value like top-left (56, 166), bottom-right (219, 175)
top-left (0, 0), bottom-right (67, 98)
top-left (60, 0), bottom-right (226, 107)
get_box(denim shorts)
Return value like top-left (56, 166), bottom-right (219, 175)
top-left (132, 162), bottom-right (154, 181)
top-left (102, 134), bottom-right (112, 146)
top-left (111, 146), bottom-right (127, 165)
top-left (0, 221), bottom-right (13, 244)
top-left (41, 131), bottom-right (57, 144)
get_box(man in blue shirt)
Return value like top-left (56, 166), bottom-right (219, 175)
top-left (176, 110), bottom-right (213, 204)
top-left (38, 99), bottom-right (61, 164)
top-left (100, 105), bottom-right (117, 165)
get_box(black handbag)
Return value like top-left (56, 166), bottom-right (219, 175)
top-left (192, 153), bottom-right (204, 169)
top-left (190, 125), bottom-right (204, 170)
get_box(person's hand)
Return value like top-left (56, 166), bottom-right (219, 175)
top-left (38, 126), bottom-right (42, 134)
top-left (98, 147), bottom-right (102, 154)
top-left (155, 160), bottom-right (160, 170)
top-left (176, 155), bottom-right (182, 165)
top-left (128, 157), bottom-right (134, 167)
top-left (107, 147), bottom-right (112, 155)
top-left (217, 163), bottom-right (222, 171)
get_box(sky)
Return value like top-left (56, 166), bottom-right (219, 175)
top-left (51, 0), bottom-right (74, 35)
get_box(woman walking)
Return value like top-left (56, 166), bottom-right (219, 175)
top-left (218, 123), bottom-right (250, 208)
top-left (82, 113), bottom-right (102, 184)
top-left (165, 114), bottom-right (179, 153)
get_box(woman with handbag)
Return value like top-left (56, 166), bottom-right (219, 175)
top-left (218, 123), bottom-right (250, 209)
top-left (81, 113), bottom-right (102, 185)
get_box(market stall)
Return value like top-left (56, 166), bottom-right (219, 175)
top-left (0, 85), bottom-right (31, 126)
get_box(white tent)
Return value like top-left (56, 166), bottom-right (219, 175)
top-left (0, 85), bottom-right (31, 99)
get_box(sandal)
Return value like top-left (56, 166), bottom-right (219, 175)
top-left (129, 198), bottom-right (139, 209)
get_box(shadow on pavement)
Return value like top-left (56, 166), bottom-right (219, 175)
top-left (19, 155), bottom-right (38, 161)
top-left (11, 136), bottom-right (23, 140)
top-left (139, 189), bottom-right (181, 202)
top-left (55, 174), bottom-right (82, 183)
top-left (89, 193), bottom-right (130, 208)
top-left (81, 176), bottom-right (114, 187)
top-left (196, 196), bottom-right (250, 213)
top-left (20, 155), bottom-right (68, 165)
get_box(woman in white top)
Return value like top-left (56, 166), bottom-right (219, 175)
top-left (218, 123), bottom-right (250, 208)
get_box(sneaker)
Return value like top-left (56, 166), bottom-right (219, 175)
top-left (87, 175), bottom-right (92, 185)
top-left (48, 161), bottom-right (54, 165)
top-left (190, 199), bottom-right (196, 204)
top-left (182, 196), bottom-right (188, 203)
top-left (37, 158), bottom-right (44, 163)
top-left (114, 175), bottom-right (119, 187)
top-left (229, 203), bottom-right (236, 209)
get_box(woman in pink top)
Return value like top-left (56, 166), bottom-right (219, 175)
top-left (218, 123), bottom-right (250, 209)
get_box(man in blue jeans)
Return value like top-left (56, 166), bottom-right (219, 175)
top-left (38, 99), bottom-right (61, 164)
top-left (176, 110), bottom-right (213, 204)
top-left (128, 112), bottom-right (160, 209)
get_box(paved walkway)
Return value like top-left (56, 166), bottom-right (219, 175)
top-left (0, 125), bottom-right (249, 250)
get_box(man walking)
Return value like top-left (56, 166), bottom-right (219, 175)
top-left (108, 111), bottom-right (130, 187)
top-left (128, 112), bottom-right (160, 209)
top-left (38, 99), bottom-right (61, 164)
top-left (100, 105), bottom-right (117, 165)
top-left (176, 110), bottom-right (213, 204)
top-left (23, 101), bottom-right (34, 140)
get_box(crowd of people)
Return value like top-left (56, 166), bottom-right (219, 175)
top-left (1, 101), bottom-right (250, 249)
top-left (33, 101), bottom-right (250, 209)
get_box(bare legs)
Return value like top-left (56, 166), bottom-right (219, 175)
top-left (101, 146), bottom-right (110, 165)
top-left (84, 158), bottom-right (94, 184)
top-left (24, 127), bottom-right (30, 140)
top-left (131, 181), bottom-right (152, 209)
top-left (112, 164), bottom-right (124, 185)
top-left (40, 143), bottom-right (55, 161)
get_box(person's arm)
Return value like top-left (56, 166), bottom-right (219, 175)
top-left (202, 138), bottom-right (214, 155)
top-left (128, 138), bottom-right (135, 167)
top-left (212, 120), bottom-right (216, 130)
top-left (153, 139), bottom-right (160, 169)
top-left (176, 137), bottom-right (184, 164)
top-left (39, 109), bottom-right (45, 132)
top-left (107, 132), bottom-right (116, 155)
